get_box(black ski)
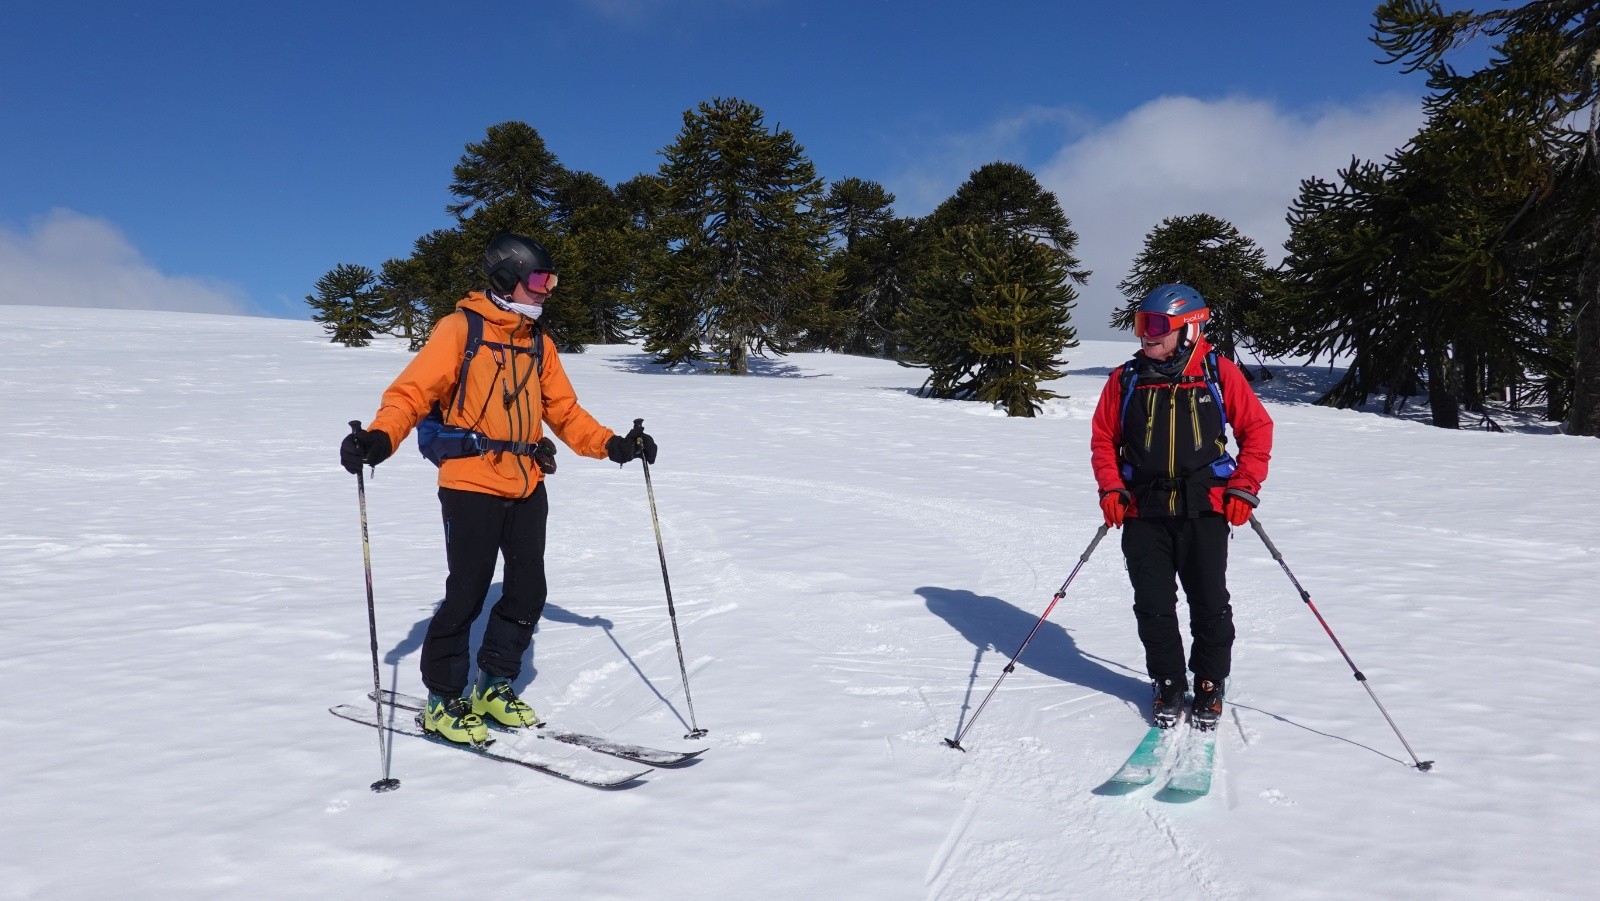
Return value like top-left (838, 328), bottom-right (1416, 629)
top-left (329, 704), bottom-right (650, 788)
top-left (369, 690), bottom-right (706, 767)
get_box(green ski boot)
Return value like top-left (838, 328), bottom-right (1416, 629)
top-left (471, 673), bottom-right (542, 728)
top-left (422, 693), bottom-right (490, 746)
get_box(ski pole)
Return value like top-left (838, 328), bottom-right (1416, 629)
top-left (944, 524), bottom-right (1110, 752)
top-left (1247, 515), bottom-right (1433, 771)
top-left (634, 418), bottom-right (707, 740)
top-left (350, 421), bottom-right (401, 792)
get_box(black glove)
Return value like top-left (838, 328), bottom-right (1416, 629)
top-left (532, 437), bottom-right (557, 475)
top-left (341, 427), bottom-right (393, 474)
top-left (623, 420), bottom-right (658, 465)
top-left (605, 435), bottom-right (636, 465)
top-left (606, 422), bottom-right (658, 466)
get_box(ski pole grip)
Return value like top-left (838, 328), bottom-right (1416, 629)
top-left (349, 420), bottom-right (363, 434)
top-left (1081, 523), bottom-right (1110, 562)
top-left (1248, 515), bottom-right (1282, 558)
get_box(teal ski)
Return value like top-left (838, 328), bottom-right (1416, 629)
top-left (1107, 725), bottom-right (1182, 786)
top-left (1162, 728), bottom-right (1217, 796)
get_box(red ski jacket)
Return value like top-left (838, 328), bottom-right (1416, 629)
top-left (1089, 336), bottom-right (1272, 518)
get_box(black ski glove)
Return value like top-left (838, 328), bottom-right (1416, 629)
top-left (532, 437), bottom-right (557, 475)
top-left (341, 427), bottom-right (393, 474)
top-left (605, 421), bottom-right (657, 465)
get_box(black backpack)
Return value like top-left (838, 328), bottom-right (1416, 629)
top-left (415, 309), bottom-right (548, 466)
top-left (1115, 350), bottom-right (1237, 482)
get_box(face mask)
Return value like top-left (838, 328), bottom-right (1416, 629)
top-left (488, 291), bottom-right (544, 320)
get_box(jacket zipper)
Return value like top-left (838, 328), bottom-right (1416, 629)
top-left (1167, 385), bottom-right (1178, 515)
top-left (1143, 387), bottom-right (1156, 451)
top-left (1190, 389), bottom-right (1203, 451)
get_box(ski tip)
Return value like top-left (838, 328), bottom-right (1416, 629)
top-left (589, 770), bottom-right (654, 790)
top-left (370, 778), bottom-right (401, 793)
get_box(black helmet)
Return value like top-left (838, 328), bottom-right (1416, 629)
top-left (482, 233), bottom-right (555, 295)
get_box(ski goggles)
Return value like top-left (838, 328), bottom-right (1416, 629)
top-left (1134, 307), bottom-right (1207, 338)
top-left (523, 271), bottom-right (559, 295)
top-left (1133, 311), bottom-right (1179, 338)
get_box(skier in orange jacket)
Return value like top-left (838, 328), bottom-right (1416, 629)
top-left (341, 233), bottom-right (655, 745)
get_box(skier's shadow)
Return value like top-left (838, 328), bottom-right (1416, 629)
top-left (385, 583), bottom-right (691, 731)
top-left (919, 586), bottom-right (1147, 738)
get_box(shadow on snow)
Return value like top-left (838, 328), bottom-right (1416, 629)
top-left (383, 583), bottom-right (697, 734)
top-left (918, 586), bottom-right (1148, 740)
top-left (605, 353), bottom-right (821, 379)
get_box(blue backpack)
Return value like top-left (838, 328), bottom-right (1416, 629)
top-left (415, 309), bottom-right (546, 466)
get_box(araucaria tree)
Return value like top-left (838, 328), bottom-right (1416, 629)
top-left (307, 263), bottom-right (383, 347)
top-left (1374, 0), bottom-right (1600, 434)
top-left (812, 178), bottom-right (916, 356)
top-left (1113, 214), bottom-right (1268, 362)
top-left (317, 121), bottom-right (651, 353)
top-left (1252, 4), bottom-right (1584, 430)
top-left (901, 225), bottom-right (1080, 416)
top-left (639, 97), bottom-right (833, 373)
top-left (899, 162), bottom-right (1088, 415)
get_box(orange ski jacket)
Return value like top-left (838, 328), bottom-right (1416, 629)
top-left (366, 292), bottom-right (614, 499)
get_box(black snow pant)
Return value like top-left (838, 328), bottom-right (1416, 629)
top-left (1122, 513), bottom-right (1234, 688)
top-left (420, 484), bottom-right (549, 698)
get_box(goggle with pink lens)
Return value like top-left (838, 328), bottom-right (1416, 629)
top-left (1133, 311), bottom-right (1177, 338)
top-left (524, 271), bottom-right (559, 294)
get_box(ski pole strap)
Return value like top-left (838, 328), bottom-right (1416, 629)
top-left (1224, 487), bottom-right (1259, 507)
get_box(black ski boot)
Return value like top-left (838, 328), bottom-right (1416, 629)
top-left (1152, 677), bottom-right (1187, 729)
top-left (1192, 678), bottom-right (1225, 731)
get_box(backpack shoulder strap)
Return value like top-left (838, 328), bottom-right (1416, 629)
top-left (453, 309), bottom-right (485, 415)
top-left (1116, 358), bottom-right (1140, 438)
top-left (1202, 351), bottom-right (1229, 433)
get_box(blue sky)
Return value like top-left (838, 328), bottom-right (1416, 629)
top-left (1, 1), bottom-right (1451, 337)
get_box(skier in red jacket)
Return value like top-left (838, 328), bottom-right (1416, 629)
top-left (1089, 284), bottom-right (1273, 730)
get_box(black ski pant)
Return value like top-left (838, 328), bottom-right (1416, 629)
top-left (1121, 513), bottom-right (1234, 688)
top-left (420, 485), bottom-right (549, 698)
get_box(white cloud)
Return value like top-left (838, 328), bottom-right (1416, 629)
top-left (0, 209), bottom-right (252, 315)
top-left (888, 94), bottom-right (1426, 340)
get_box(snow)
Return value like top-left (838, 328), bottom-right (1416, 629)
top-left (2, 304), bottom-right (1596, 900)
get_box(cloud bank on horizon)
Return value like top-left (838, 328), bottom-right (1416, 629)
top-left (891, 93), bottom-right (1425, 340)
top-left (0, 209), bottom-right (252, 316)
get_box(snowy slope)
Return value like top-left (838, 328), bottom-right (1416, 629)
top-left (0, 305), bottom-right (1595, 900)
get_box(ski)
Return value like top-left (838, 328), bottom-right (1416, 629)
top-left (369, 689), bottom-right (706, 767)
top-left (1107, 724), bottom-right (1183, 786)
top-left (329, 704), bottom-right (650, 788)
top-left (1162, 725), bottom-right (1217, 797)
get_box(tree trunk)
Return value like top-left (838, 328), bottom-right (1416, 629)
top-left (1426, 338), bottom-right (1461, 429)
top-left (1569, 278), bottom-right (1600, 435)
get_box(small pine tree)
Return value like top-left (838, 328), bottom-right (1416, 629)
top-left (307, 263), bottom-right (383, 347)
top-left (377, 257), bottom-right (433, 351)
top-left (901, 226), bottom-right (1078, 415)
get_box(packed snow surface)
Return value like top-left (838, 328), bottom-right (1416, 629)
top-left (2, 305), bottom-right (1595, 899)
